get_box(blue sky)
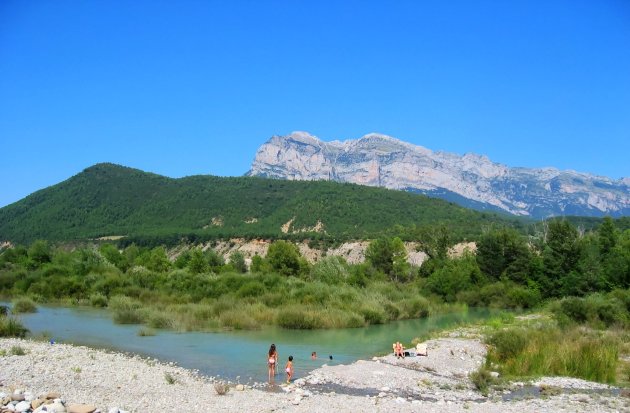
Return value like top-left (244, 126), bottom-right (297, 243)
top-left (1, 0), bottom-right (629, 207)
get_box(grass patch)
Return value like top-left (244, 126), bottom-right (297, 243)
top-left (276, 306), bottom-right (322, 329)
top-left (219, 309), bottom-right (259, 330)
top-left (10, 345), bottom-right (26, 355)
top-left (89, 293), bottom-right (108, 307)
top-left (164, 372), bottom-right (176, 384)
top-left (109, 296), bottom-right (145, 324)
top-left (12, 297), bottom-right (37, 313)
top-left (469, 367), bottom-right (496, 396)
top-left (0, 316), bottom-right (29, 338)
top-left (487, 325), bottom-right (620, 384)
top-left (138, 327), bottom-right (156, 336)
top-left (214, 381), bottom-right (230, 395)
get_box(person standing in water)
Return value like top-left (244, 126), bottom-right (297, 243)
top-left (267, 344), bottom-right (278, 381)
top-left (285, 355), bottom-right (294, 383)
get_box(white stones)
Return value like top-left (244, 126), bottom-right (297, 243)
top-left (15, 401), bottom-right (31, 412)
top-left (490, 371), bottom-right (500, 378)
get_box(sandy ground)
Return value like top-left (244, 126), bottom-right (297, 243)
top-left (1, 334), bottom-right (627, 413)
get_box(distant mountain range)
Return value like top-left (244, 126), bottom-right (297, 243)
top-left (247, 132), bottom-right (629, 218)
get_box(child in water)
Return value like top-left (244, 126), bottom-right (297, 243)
top-left (285, 356), bottom-right (293, 383)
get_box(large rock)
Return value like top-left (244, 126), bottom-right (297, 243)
top-left (248, 132), bottom-right (630, 218)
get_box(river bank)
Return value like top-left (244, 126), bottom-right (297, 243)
top-left (1, 330), bottom-right (626, 413)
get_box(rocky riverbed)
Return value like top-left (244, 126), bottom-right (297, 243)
top-left (1, 334), bottom-right (627, 412)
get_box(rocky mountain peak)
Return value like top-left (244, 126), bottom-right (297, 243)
top-left (248, 132), bottom-right (629, 218)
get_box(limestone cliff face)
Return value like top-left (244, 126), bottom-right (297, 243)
top-left (248, 132), bottom-right (629, 218)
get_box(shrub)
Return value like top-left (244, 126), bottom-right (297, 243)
top-left (89, 293), bottom-right (108, 308)
top-left (147, 312), bottom-right (172, 329)
top-left (0, 316), bottom-right (29, 337)
top-left (109, 296), bottom-right (145, 324)
top-left (113, 308), bottom-right (145, 324)
top-left (164, 372), bottom-right (176, 384)
top-left (138, 327), bottom-right (156, 336)
top-left (470, 367), bottom-right (495, 396)
top-left (506, 286), bottom-right (541, 309)
top-left (237, 281), bottom-right (266, 298)
top-left (12, 297), bottom-right (37, 313)
top-left (309, 256), bottom-right (349, 284)
top-left (557, 297), bottom-right (589, 324)
top-left (399, 296), bottom-right (431, 318)
top-left (214, 381), bottom-right (230, 395)
top-left (10, 345), bottom-right (26, 355)
top-left (487, 328), bottom-right (529, 361)
top-left (276, 307), bottom-right (321, 329)
top-left (359, 304), bottom-right (387, 325)
top-left (219, 310), bottom-right (259, 330)
top-left (553, 294), bottom-right (628, 327)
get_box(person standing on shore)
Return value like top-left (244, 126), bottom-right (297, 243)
top-left (267, 343), bottom-right (278, 381)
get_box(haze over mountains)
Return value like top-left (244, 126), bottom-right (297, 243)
top-left (248, 132), bottom-right (630, 218)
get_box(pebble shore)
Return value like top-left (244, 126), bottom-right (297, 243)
top-left (1, 335), bottom-right (627, 412)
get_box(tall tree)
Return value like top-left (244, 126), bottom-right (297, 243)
top-left (266, 240), bottom-right (303, 276)
top-left (476, 228), bottom-right (531, 283)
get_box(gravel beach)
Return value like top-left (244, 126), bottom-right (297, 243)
top-left (1, 335), bottom-right (627, 413)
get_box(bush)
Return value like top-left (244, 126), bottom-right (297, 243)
top-left (214, 381), bottom-right (230, 395)
top-left (138, 327), bottom-right (156, 336)
top-left (237, 281), bottom-right (266, 298)
top-left (359, 304), bottom-right (387, 325)
top-left (89, 293), bottom-right (108, 308)
top-left (164, 372), bottom-right (176, 384)
top-left (10, 345), bottom-right (26, 356)
top-left (276, 307), bottom-right (321, 329)
top-left (553, 294), bottom-right (628, 327)
top-left (487, 328), bottom-right (529, 361)
top-left (147, 312), bottom-right (172, 329)
top-left (0, 316), bottom-right (29, 337)
top-left (470, 367), bottom-right (496, 396)
top-left (219, 310), bottom-right (259, 330)
top-left (309, 256), bottom-right (349, 284)
top-left (399, 296), bottom-right (431, 318)
top-left (109, 296), bottom-right (144, 324)
top-left (12, 297), bottom-right (37, 313)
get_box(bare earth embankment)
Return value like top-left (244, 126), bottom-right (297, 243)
top-left (1, 331), bottom-right (626, 413)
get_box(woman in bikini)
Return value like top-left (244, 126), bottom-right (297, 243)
top-left (267, 343), bottom-right (278, 381)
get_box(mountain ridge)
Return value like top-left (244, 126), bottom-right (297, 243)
top-left (247, 132), bottom-right (629, 218)
top-left (0, 162), bottom-right (523, 244)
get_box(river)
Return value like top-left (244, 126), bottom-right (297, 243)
top-left (10, 304), bottom-right (497, 382)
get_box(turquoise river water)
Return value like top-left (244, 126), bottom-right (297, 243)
top-left (9, 305), bottom-right (497, 383)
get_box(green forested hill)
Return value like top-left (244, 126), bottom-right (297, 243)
top-left (0, 163), bottom-right (526, 244)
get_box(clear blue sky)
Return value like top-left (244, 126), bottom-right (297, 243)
top-left (1, 0), bottom-right (629, 207)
